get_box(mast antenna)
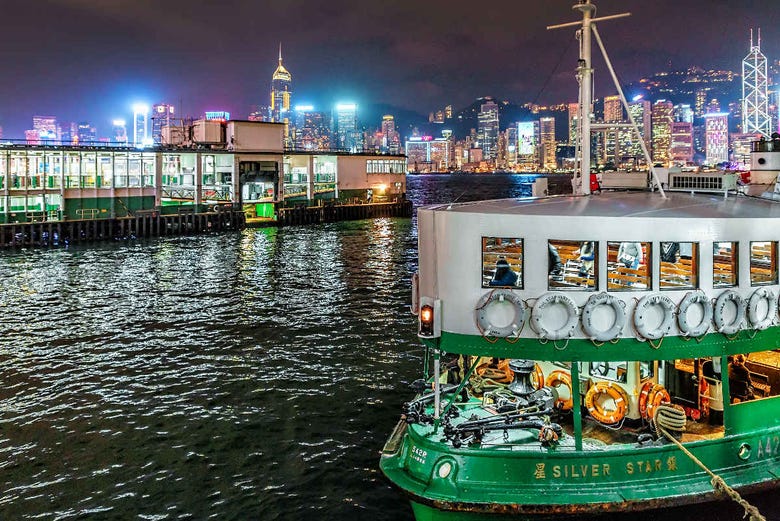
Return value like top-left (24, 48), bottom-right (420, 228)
top-left (548, 1), bottom-right (666, 198)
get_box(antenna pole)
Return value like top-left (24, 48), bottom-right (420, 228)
top-left (575, 1), bottom-right (595, 195)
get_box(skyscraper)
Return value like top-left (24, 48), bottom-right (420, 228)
top-left (742, 29), bottom-right (772, 137)
top-left (381, 115), bottom-right (400, 154)
top-left (77, 122), bottom-right (96, 145)
top-left (32, 116), bottom-right (57, 142)
top-left (651, 100), bottom-right (673, 166)
top-left (705, 112), bottom-right (729, 165)
top-left (270, 44), bottom-right (292, 124)
top-left (671, 121), bottom-right (693, 165)
top-left (133, 104), bottom-right (149, 146)
top-left (568, 103), bottom-right (579, 145)
top-left (334, 103), bottom-right (359, 151)
top-left (112, 120), bottom-right (128, 145)
top-left (152, 103), bottom-right (175, 145)
top-left (540, 117), bottom-right (556, 171)
top-left (477, 100), bottom-right (499, 162)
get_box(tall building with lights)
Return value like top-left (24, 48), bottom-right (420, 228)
top-left (133, 104), bottom-right (149, 146)
top-left (477, 100), bottom-right (499, 161)
top-left (671, 121), bottom-right (693, 165)
top-left (568, 103), bottom-right (579, 145)
top-left (270, 44), bottom-right (292, 125)
top-left (381, 115), bottom-right (400, 154)
top-left (112, 120), bottom-right (128, 145)
top-left (152, 103), bottom-right (175, 144)
top-left (77, 122), bottom-right (96, 145)
top-left (292, 106), bottom-right (331, 150)
top-left (651, 100), bottom-right (673, 165)
top-left (628, 99), bottom-right (651, 162)
top-left (540, 117), bottom-right (556, 171)
top-left (334, 103), bottom-right (359, 151)
top-left (32, 116), bottom-right (58, 142)
top-left (705, 112), bottom-right (729, 165)
top-left (742, 29), bottom-right (772, 137)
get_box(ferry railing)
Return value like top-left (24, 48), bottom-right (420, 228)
top-left (76, 208), bottom-right (99, 220)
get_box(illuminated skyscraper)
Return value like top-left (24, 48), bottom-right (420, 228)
top-left (334, 103), bottom-right (359, 151)
top-left (651, 100), bottom-right (673, 165)
top-left (477, 100), bottom-right (499, 161)
top-left (540, 117), bottom-right (556, 170)
top-left (77, 122), bottom-right (96, 145)
top-left (671, 121), bottom-right (693, 165)
top-left (705, 112), bottom-right (729, 165)
top-left (112, 120), bottom-right (128, 145)
top-left (603, 95), bottom-right (623, 123)
top-left (381, 115), bottom-right (400, 154)
top-left (674, 104), bottom-right (694, 124)
top-left (32, 116), bottom-right (57, 142)
top-left (292, 105), bottom-right (331, 150)
top-left (270, 44), bottom-right (292, 124)
top-left (742, 29), bottom-right (772, 137)
top-left (133, 104), bottom-right (149, 146)
top-left (568, 103), bottom-right (579, 145)
top-left (152, 103), bottom-right (175, 145)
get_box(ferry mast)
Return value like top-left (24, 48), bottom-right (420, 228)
top-left (548, 1), bottom-right (665, 197)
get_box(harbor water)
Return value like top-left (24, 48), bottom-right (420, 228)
top-left (1, 173), bottom-right (777, 520)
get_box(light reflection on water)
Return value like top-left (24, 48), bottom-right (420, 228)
top-left (0, 174), bottom-right (775, 520)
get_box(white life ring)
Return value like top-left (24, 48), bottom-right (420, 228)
top-left (713, 290), bottom-right (746, 335)
top-left (475, 289), bottom-right (526, 338)
top-left (633, 294), bottom-right (675, 340)
top-left (747, 287), bottom-right (777, 330)
top-left (581, 292), bottom-right (626, 342)
top-left (677, 291), bottom-right (712, 337)
top-left (530, 293), bottom-right (579, 340)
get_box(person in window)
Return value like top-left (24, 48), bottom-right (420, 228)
top-left (617, 242), bottom-right (643, 270)
top-left (548, 244), bottom-right (563, 279)
top-left (660, 242), bottom-right (679, 263)
top-left (578, 241), bottom-right (595, 277)
top-left (728, 354), bottom-right (755, 402)
top-left (490, 258), bottom-right (518, 287)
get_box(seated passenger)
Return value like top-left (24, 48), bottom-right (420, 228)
top-left (578, 241), bottom-right (595, 277)
top-left (618, 242), bottom-right (643, 269)
top-left (728, 354), bottom-right (755, 402)
top-left (490, 258), bottom-right (518, 287)
top-left (548, 244), bottom-right (563, 279)
top-left (660, 242), bottom-right (679, 263)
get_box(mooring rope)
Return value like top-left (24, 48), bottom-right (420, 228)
top-left (657, 424), bottom-right (766, 521)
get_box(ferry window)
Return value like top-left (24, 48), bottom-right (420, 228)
top-left (589, 361), bottom-right (628, 383)
top-left (482, 237), bottom-right (523, 288)
top-left (713, 241), bottom-right (738, 288)
top-left (729, 351), bottom-right (780, 404)
top-left (750, 241), bottom-right (778, 286)
top-left (548, 240), bottom-right (597, 291)
top-left (640, 361), bottom-right (655, 380)
top-left (607, 241), bottom-right (650, 291)
top-left (659, 242), bottom-right (698, 289)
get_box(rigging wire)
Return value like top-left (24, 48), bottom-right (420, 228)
top-left (531, 36), bottom-right (576, 107)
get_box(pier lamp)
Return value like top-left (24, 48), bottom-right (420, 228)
top-left (419, 297), bottom-right (441, 338)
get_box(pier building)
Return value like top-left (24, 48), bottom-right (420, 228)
top-left (0, 120), bottom-right (406, 224)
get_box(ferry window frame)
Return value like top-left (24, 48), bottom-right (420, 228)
top-left (606, 241), bottom-right (652, 292)
top-left (749, 241), bottom-right (778, 286)
top-left (659, 241), bottom-right (699, 290)
top-left (547, 239), bottom-right (598, 292)
top-left (713, 241), bottom-right (738, 288)
top-left (481, 237), bottom-right (524, 289)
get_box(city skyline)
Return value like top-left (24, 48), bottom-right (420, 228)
top-left (1, 0), bottom-right (779, 137)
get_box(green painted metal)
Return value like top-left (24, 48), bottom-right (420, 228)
top-left (422, 328), bottom-right (780, 362)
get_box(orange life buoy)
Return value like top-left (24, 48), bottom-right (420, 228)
top-left (638, 381), bottom-right (654, 419)
top-left (645, 384), bottom-right (671, 421)
top-left (533, 364), bottom-right (545, 390)
top-left (585, 381), bottom-right (629, 424)
top-left (545, 370), bottom-right (573, 410)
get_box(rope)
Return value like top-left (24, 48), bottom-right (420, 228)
top-left (656, 425), bottom-right (766, 521)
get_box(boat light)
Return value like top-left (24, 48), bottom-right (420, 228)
top-left (418, 297), bottom-right (441, 338)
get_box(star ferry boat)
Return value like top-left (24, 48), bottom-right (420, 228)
top-left (380, 2), bottom-right (780, 520)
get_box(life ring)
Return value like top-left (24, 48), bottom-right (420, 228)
top-left (585, 381), bottom-right (629, 424)
top-left (581, 292), bottom-right (626, 342)
top-left (532, 363), bottom-right (545, 390)
top-left (638, 382), bottom-right (671, 420)
top-left (530, 293), bottom-right (579, 340)
top-left (475, 289), bottom-right (526, 338)
top-left (713, 290), bottom-right (746, 335)
top-left (633, 294), bottom-right (675, 340)
top-left (747, 287), bottom-right (777, 330)
top-left (545, 370), bottom-right (573, 410)
top-left (677, 291), bottom-right (713, 337)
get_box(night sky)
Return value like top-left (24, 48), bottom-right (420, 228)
top-left (1, 0), bottom-right (778, 137)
